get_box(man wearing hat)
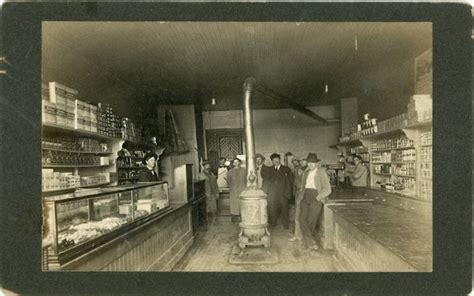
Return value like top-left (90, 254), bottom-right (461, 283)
top-left (298, 153), bottom-right (332, 250)
top-left (266, 153), bottom-right (293, 229)
top-left (138, 152), bottom-right (159, 182)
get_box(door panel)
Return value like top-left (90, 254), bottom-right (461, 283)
top-left (206, 129), bottom-right (243, 162)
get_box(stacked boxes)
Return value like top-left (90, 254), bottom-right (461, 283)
top-left (49, 82), bottom-right (79, 129)
top-left (80, 173), bottom-right (110, 187)
top-left (44, 81), bottom-right (101, 131)
top-left (75, 100), bottom-right (96, 132)
top-left (97, 104), bottom-right (121, 138)
top-left (377, 113), bottom-right (408, 134)
top-left (42, 100), bottom-right (57, 124)
top-left (42, 169), bottom-right (80, 192)
top-left (407, 95), bottom-right (432, 125)
top-left (91, 105), bottom-right (98, 133)
top-left (41, 83), bottom-right (49, 101)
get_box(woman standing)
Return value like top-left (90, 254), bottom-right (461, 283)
top-left (138, 152), bottom-right (159, 182)
top-left (226, 158), bottom-right (247, 218)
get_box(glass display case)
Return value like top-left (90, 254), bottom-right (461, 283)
top-left (42, 182), bottom-right (169, 269)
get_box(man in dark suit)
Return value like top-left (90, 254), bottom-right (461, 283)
top-left (266, 153), bottom-right (293, 229)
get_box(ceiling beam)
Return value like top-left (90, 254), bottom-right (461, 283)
top-left (254, 84), bottom-right (328, 124)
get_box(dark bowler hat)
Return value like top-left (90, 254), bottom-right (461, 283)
top-left (255, 153), bottom-right (265, 161)
top-left (306, 153), bottom-right (321, 163)
top-left (142, 152), bottom-right (158, 164)
top-left (270, 153), bottom-right (281, 160)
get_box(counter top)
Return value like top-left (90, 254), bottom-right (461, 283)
top-left (44, 181), bottom-right (168, 202)
top-left (367, 186), bottom-right (422, 201)
top-left (326, 191), bottom-right (374, 203)
top-left (328, 203), bottom-right (432, 271)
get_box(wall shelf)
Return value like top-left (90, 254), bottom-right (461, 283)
top-left (43, 123), bottom-right (118, 141)
top-left (395, 174), bottom-right (416, 178)
top-left (42, 181), bottom-right (113, 196)
top-left (42, 147), bottom-right (112, 155)
top-left (117, 166), bottom-right (147, 170)
top-left (43, 164), bottom-right (110, 168)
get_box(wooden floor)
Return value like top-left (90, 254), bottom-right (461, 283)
top-left (172, 219), bottom-right (337, 272)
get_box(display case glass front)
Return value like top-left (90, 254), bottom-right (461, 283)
top-left (42, 182), bottom-right (169, 269)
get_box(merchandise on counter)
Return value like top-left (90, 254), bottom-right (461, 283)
top-left (42, 169), bottom-right (81, 191)
top-left (80, 173), bottom-right (110, 187)
top-left (137, 200), bottom-right (157, 214)
top-left (58, 216), bottom-right (129, 250)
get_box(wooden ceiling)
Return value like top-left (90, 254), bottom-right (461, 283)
top-left (42, 22), bottom-right (431, 115)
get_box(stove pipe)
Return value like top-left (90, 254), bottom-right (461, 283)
top-left (243, 77), bottom-right (257, 186)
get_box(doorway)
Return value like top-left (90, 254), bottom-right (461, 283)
top-left (205, 128), bottom-right (244, 165)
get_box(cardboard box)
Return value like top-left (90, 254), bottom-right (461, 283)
top-left (137, 200), bottom-right (156, 213)
top-left (119, 204), bottom-right (133, 215)
top-left (99, 157), bottom-right (109, 165)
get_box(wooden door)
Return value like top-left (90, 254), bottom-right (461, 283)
top-left (206, 129), bottom-right (244, 166)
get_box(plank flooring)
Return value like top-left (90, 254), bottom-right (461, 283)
top-left (172, 220), bottom-right (336, 272)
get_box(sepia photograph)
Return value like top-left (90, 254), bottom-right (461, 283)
top-left (40, 21), bottom-right (433, 272)
top-left (1, 2), bottom-right (471, 295)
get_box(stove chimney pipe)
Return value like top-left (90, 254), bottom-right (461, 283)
top-left (243, 77), bottom-right (257, 186)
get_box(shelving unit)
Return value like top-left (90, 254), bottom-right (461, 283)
top-left (42, 123), bottom-right (122, 195)
top-left (42, 147), bottom-right (112, 155)
top-left (43, 164), bottom-right (110, 168)
top-left (343, 119), bottom-right (431, 202)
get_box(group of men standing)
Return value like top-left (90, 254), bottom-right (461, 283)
top-left (255, 152), bottom-right (331, 251)
top-left (198, 151), bottom-right (332, 251)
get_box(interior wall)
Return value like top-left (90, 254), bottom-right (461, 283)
top-left (342, 55), bottom-right (418, 122)
top-left (202, 106), bottom-right (341, 165)
top-left (157, 104), bottom-right (199, 180)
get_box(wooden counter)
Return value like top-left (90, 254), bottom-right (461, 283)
top-left (320, 191), bottom-right (374, 249)
top-left (60, 203), bottom-right (193, 271)
top-left (328, 203), bottom-right (432, 272)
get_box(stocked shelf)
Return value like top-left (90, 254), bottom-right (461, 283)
top-left (43, 123), bottom-right (117, 141)
top-left (43, 164), bottom-right (111, 168)
top-left (371, 147), bottom-right (416, 152)
top-left (42, 181), bottom-right (113, 194)
top-left (373, 162), bottom-right (415, 165)
top-left (42, 147), bottom-right (112, 155)
top-left (42, 187), bottom-right (79, 195)
top-left (373, 172), bottom-right (392, 176)
top-left (404, 119), bottom-right (432, 129)
top-left (43, 123), bottom-right (154, 148)
top-left (395, 174), bottom-right (416, 178)
top-left (117, 166), bottom-right (147, 170)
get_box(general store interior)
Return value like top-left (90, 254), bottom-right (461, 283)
top-left (41, 22), bottom-right (433, 272)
